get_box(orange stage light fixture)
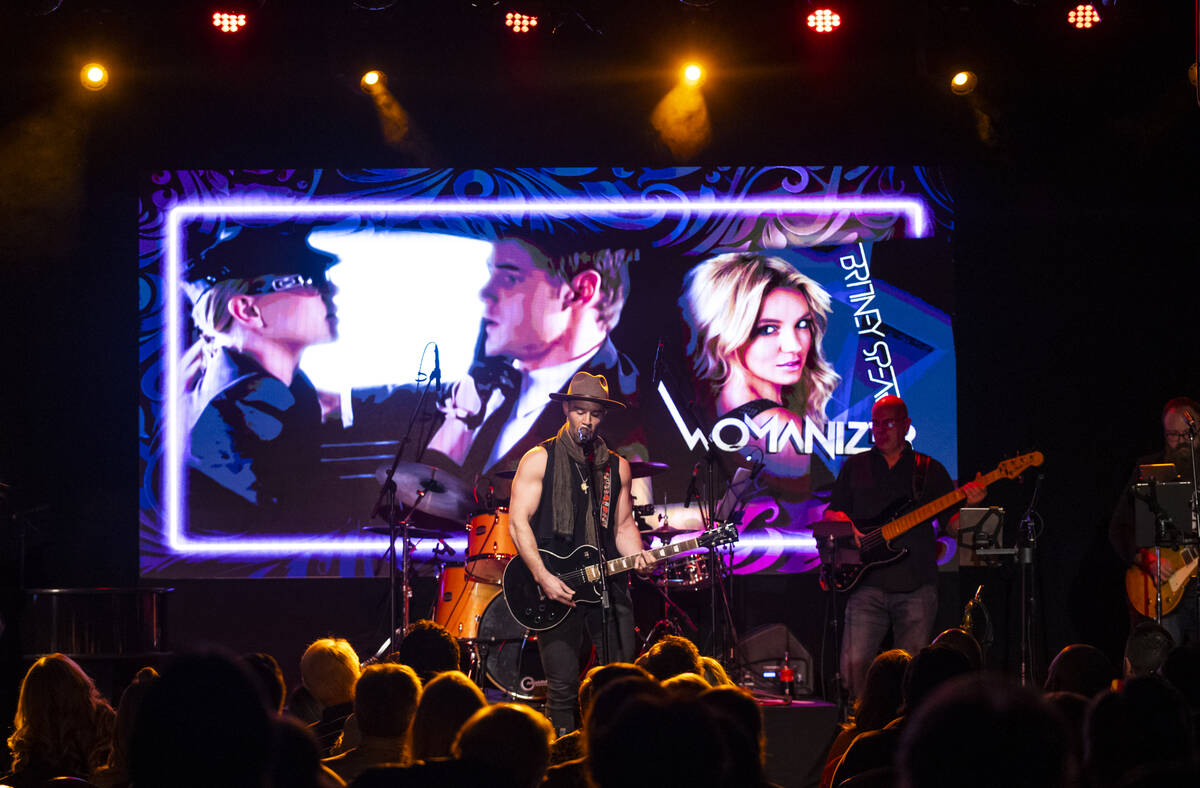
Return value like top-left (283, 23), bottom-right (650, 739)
top-left (806, 8), bottom-right (842, 34)
top-left (505, 12), bottom-right (538, 34)
top-left (683, 63), bottom-right (704, 85)
top-left (212, 12), bottom-right (248, 33)
top-left (361, 70), bottom-right (384, 91)
top-left (1067, 4), bottom-right (1101, 30)
top-left (950, 70), bottom-right (978, 96)
top-left (80, 62), bottom-right (109, 91)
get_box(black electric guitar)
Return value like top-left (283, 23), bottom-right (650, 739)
top-left (503, 523), bottom-right (739, 631)
top-left (822, 452), bottom-right (1044, 593)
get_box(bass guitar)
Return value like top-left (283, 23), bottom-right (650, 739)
top-left (1125, 545), bottom-right (1199, 618)
top-left (822, 452), bottom-right (1044, 593)
top-left (503, 523), bottom-right (739, 631)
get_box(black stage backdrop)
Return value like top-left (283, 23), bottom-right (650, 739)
top-left (1, 2), bottom-right (1198, 713)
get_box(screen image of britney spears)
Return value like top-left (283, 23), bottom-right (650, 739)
top-left (139, 167), bottom-right (958, 579)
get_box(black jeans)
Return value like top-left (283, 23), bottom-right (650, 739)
top-left (537, 588), bottom-right (636, 735)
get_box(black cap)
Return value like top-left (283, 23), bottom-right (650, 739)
top-left (182, 225), bottom-right (339, 302)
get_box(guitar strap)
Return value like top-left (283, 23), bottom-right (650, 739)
top-left (912, 451), bottom-right (931, 503)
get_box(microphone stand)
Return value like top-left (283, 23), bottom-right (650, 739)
top-left (368, 345), bottom-right (440, 659)
top-left (1017, 472), bottom-right (1043, 687)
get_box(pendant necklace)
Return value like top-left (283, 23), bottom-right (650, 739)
top-left (575, 461), bottom-right (590, 493)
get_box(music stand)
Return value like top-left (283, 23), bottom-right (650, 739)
top-left (1133, 481), bottom-right (1195, 549)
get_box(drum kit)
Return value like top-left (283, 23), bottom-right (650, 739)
top-left (364, 457), bottom-right (700, 699)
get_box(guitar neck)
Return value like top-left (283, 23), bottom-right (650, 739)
top-left (879, 466), bottom-right (1004, 542)
top-left (602, 533), bottom-right (710, 578)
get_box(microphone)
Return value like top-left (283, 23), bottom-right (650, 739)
top-left (1183, 409), bottom-right (1197, 435)
top-left (650, 337), bottom-right (664, 388)
top-left (683, 462), bottom-right (700, 508)
top-left (432, 344), bottom-right (442, 389)
top-left (577, 426), bottom-right (593, 445)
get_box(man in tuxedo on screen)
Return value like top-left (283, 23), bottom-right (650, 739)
top-left (506, 372), bottom-right (651, 735)
top-left (823, 395), bottom-right (986, 699)
top-left (1109, 396), bottom-right (1200, 646)
top-left (408, 227), bottom-right (647, 485)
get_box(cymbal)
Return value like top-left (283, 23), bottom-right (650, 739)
top-left (361, 521), bottom-right (458, 541)
top-left (629, 461), bottom-right (670, 479)
top-left (641, 524), bottom-right (700, 538)
top-left (375, 462), bottom-right (474, 522)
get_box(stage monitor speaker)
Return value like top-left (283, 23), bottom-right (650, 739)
top-left (734, 623), bottom-right (814, 697)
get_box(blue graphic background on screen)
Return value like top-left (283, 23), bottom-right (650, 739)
top-left (138, 167), bottom-right (955, 579)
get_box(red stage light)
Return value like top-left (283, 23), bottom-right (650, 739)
top-left (1067, 4), bottom-right (1101, 30)
top-left (212, 12), bottom-right (247, 34)
top-left (806, 8), bottom-right (842, 34)
top-left (505, 11), bottom-right (538, 34)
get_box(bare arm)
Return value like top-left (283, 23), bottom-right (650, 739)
top-left (613, 457), bottom-right (652, 574)
top-left (508, 446), bottom-right (576, 606)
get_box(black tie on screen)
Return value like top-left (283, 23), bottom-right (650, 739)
top-left (462, 363), bottom-right (522, 473)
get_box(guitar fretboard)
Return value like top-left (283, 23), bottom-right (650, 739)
top-left (878, 458), bottom-right (1037, 542)
top-left (583, 533), bottom-right (715, 583)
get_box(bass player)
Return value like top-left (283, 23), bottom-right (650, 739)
top-left (823, 395), bottom-right (986, 699)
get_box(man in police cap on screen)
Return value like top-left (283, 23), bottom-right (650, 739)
top-left (179, 224), bottom-right (341, 536)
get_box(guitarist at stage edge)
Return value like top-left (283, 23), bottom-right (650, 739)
top-left (507, 371), bottom-right (652, 737)
top-left (1109, 396), bottom-right (1200, 647)
top-left (823, 395), bottom-right (986, 700)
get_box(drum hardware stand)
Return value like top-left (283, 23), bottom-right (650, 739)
top-left (640, 567), bottom-right (699, 650)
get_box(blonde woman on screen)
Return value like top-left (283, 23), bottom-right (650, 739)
top-left (679, 252), bottom-right (839, 480)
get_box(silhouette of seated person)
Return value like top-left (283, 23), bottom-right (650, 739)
top-left (544, 664), bottom-right (654, 788)
top-left (1084, 674), bottom-right (1195, 788)
top-left (586, 686), bottom-right (730, 788)
top-left (897, 674), bottom-right (1075, 788)
top-left (240, 652), bottom-right (287, 715)
top-left (407, 671), bottom-right (487, 765)
top-left (270, 715), bottom-right (345, 788)
top-left (300, 638), bottom-right (362, 756)
top-left (820, 649), bottom-right (911, 788)
top-left (2, 654), bottom-right (115, 788)
top-left (700, 685), bottom-right (780, 788)
top-left (322, 664), bottom-right (422, 783)
top-left (1043, 643), bottom-right (1116, 698)
top-left (129, 651), bottom-right (273, 788)
top-left (1162, 643), bottom-right (1200, 753)
top-left (92, 666), bottom-right (158, 788)
top-left (394, 620), bottom-right (461, 683)
top-left (635, 634), bottom-right (703, 681)
top-left (830, 644), bottom-right (972, 787)
top-left (1123, 621), bottom-right (1174, 680)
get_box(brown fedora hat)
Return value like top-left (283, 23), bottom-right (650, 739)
top-left (548, 371), bottom-right (626, 409)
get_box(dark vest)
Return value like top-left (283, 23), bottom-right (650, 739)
top-left (530, 438), bottom-right (623, 558)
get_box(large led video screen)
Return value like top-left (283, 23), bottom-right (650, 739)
top-left (139, 167), bottom-right (957, 578)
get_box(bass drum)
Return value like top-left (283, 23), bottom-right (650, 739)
top-left (435, 566), bottom-right (501, 640)
top-left (476, 594), bottom-right (545, 700)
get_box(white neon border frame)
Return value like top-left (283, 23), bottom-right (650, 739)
top-left (162, 194), bottom-right (931, 556)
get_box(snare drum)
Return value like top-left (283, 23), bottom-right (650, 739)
top-left (662, 556), bottom-right (711, 590)
top-left (466, 508), bottom-right (518, 583)
top-left (476, 594), bottom-right (546, 700)
top-left (434, 566), bottom-right (501, 640)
